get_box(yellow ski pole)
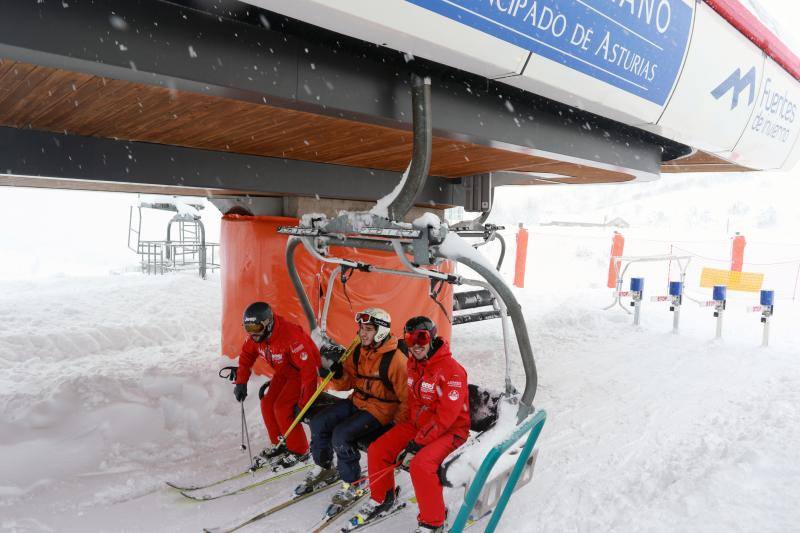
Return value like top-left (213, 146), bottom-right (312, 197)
top-left (277, 336), bottom-right (359, 447)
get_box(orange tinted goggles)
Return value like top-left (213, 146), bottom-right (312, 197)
top-left (404, 329), bottom-right (431, 347)
top-left (244, 322), bottom-right (266, 334)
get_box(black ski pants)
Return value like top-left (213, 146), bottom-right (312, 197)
top-left (309, 399), bottom-right (381, 483)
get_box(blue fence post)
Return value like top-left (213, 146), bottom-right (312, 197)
top-left (759, 289), bottom-right (775, 347)
top-left (630, 277), bottom-right (644, 326)
top-left (669, 281), bottom-right (683, 333)
top-left (713, 285), bottom-right (727, 339)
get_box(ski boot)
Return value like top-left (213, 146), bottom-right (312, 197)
top-left (250, 445), bottom-right (288, 470)
top-left (326, 479), bottom-right (368, 516)
top-left (414, 508), bottom-right (447, 532)
top-left (414, 523), bottom-right (445, 533)
top-left (294, 464), bottom-right (339, 496)
top-left (343, 487), bottom-right (401, 530)
top-left (273, 451), bottom-right (310, 470)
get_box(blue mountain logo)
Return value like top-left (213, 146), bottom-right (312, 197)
top-left (711, 67), bottom-right (757, 110)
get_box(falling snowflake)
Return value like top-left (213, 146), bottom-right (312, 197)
top-left (109, 14), bottom-right (128, 31)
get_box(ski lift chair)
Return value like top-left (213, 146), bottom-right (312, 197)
top-left (279, 73), bottom-right (546, 532)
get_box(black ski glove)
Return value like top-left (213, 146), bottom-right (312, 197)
top-left (233, 383), bottom-right (248, 402)
top-left (321, 343), bottom-right (345, 364)
top-left (396, 440), bottom-right (421, 469)
top-left (319, 343), bottom-right (345, 378)
top-left (318, 360), bottom-right (343, 379)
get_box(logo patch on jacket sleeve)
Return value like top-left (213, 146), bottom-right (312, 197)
top-left (448, 389), bottom-right (460, 401)
top-left (447, 380), bottom-right (462, 388)
top-left (300, 352), bottom-right (308, 361)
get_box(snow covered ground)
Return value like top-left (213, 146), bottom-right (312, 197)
top-left (1, 174), bottom-right (799, 532)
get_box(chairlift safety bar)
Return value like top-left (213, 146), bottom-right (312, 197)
top-left (450, 410), bottom-right (547, 533)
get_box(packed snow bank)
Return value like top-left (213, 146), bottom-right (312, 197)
top-left (1, 266), bottom-right (797, 532)
top-left (0, 273), bottom-right (252, 502)
top-left (456, 286), bottom-right (800, 533)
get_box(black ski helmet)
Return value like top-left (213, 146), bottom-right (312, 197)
top-left (404, 315), bottom-right (437, 353)
top-left (243, 302), bottom-right (274, 342)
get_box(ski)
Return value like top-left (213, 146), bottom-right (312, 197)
top-left (465, 509), bottom-right (492, 529)
top-left (337, 496), bottom-right (488, 532)
top-left (166, 451), bottom-right (292, 491)
top-left (181, 462), bottom-right (312, 501)
top-left (340, 500), bottom-right (409, 531)
top-left (202, 476), bottom-right (341, 533)
top-left (310, 489), bottom-right (370, 533)
top-left (166, 468), bottom-right (253, 492)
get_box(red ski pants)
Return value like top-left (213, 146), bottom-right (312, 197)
top-left (261, 373), bottom-right (309, 455)
top-left (367, 422), bottom-right (463, 527)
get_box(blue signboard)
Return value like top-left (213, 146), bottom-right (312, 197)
top-left (407, 0), bottom-right (693, 106)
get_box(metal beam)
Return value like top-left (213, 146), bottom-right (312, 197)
top-left (0, 127), bottom-right (462, 206)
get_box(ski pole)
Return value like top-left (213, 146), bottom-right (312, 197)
top-left (241, 401), bottom-right (255, 470)
top-left (277, 336), bottom-right (360, 447)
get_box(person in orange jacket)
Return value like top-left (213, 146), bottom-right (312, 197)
top-left (233, 301), bottom-right (321, 469)
top-left (348, 316), bottom-right (469, 532)
top-left (297, 308), bottom-right (408, 508)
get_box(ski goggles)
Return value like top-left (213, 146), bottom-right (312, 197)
top-left (354, 312), bottom-right (390, 328)
top-left (404, 329), bottom-right (432, 347)
top-left (244, 321), bottom-right (266, 334)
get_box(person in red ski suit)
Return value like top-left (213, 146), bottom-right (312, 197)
top-left (364, 316), bottom-right (469, 531)
top-left (233, 302), bottom-right (321, 464)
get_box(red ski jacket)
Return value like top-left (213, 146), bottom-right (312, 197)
top-left (406, 338), bottom-right (470, 446)
top-left (235, 314), bottom-right (321, 406)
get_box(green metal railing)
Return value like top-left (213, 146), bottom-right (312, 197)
top-left (450, 409), bottom-right (547, 532)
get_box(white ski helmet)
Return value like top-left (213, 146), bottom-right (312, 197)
top-left (355, 307), bottom-right (392, 345)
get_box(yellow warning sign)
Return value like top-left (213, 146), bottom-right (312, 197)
top-left (699, 268), bottom-right (764, 292)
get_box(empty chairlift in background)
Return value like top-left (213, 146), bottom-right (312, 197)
top-left (127, 197), bottom-right (220, 279)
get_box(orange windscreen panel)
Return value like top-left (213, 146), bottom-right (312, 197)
top-left (221, 215), bottom-right (454, 377)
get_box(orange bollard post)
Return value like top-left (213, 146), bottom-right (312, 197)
top-left (607, 231), bottom-right (625, 288)
top-left (731, 233), bottom-right (746, 272)
top-left (514, 223), bottom-right (529, 288)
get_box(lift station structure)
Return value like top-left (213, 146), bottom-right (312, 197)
top-left (2, 1), bottom-right (799, 529)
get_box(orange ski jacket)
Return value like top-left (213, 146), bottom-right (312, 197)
top-left (330, 335), bottom-right (408, 425)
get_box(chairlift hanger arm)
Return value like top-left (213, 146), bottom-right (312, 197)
top-left (286, 237), bottom-right (319, 332)
top-left (434, 249), bottom-right (538, 421)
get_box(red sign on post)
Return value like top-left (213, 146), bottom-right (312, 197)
top-left (607, 232), bottom-right (625, 288)
top-left (731, 233), bottom-right (746, 272)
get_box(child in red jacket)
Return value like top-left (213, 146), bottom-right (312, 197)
top-left (349, 316), bottom-right (470, 532)
top-left (233, 302), bottom-right (321, 468)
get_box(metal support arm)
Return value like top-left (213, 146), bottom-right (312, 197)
top-left (434, 251), bottom-right (538, 421)
top-left (387, 74), bottom-right (433, 221)
top-left (286, 237), bottom-right (319, 332)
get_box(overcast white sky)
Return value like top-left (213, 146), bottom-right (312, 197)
top-left (745, 0), bottom-right (800, 52)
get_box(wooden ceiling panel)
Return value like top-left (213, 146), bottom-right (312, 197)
top-left (508, 161), bottom-right (634, 182)
top-left (0, 62), bottom-right (39, 108)
top-left (3, 58), bottom-right (720, 185)
top-left (661, 150), bottom-right (752, 173)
